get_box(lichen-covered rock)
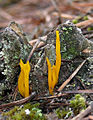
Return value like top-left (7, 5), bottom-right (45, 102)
top-left (45, 21), bottom-right (91, 65)
top-left (0, 22), bottom-right (32, 95)
top-left (30, 49), bottom-right (48, 94)
top-left (31, 22), bottom-right (92, 94)
top-left (87, 57), bottom-right (93, 83)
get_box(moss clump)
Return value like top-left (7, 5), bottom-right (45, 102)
top-left (2, 103), bottom-right (46, 120)
top-left (72, 19), bottom-right (78, 24)
top-left (87, 26), bottom-right (93, 31)
top-left (72, 15), bottom-right (88, 24)
top-left (70, 94), bottom-right (86, 115)
top-left (55, 94), bottom-right (86, 118)
top-left (83, 16), bottom-right (88, 20)
top-left (55, 108), bottom-right (72, 119)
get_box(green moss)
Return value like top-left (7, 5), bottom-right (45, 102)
top-left (55, 108), bottom-right (72, 119)
top-left (69, 27), bottom-right (73, 31)
top-left (72, 19), bottom-right (78, 24)
top-left (72, 15), bottom-right (88, 24)
top-left (55, 94), bottom-right (86, 118)
top-left (2, 103), bottom-right (46, 120)
top-left (70, 94), bottom-right (86, 115)
top-left (62, 27), bottom-right (67, 31)
top-left (60, 26), bottom-right (79, 59)
top-left (83, 16), bottom-right (88, 20)
top-left (87, 27), bottom-right (93, 31)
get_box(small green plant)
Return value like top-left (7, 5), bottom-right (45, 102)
top-left (2, 103), bottom-right (46, 120)
top-left (72, 19), bottom-right (78, 24)
top-left (55, 108), bottom-right (72, 119)
top-left (70, 94), bottom-right (86, 115)
top-left (87, 27), bottom-right (93, 31)
top-left (83, 16), bottom-right (88, 20)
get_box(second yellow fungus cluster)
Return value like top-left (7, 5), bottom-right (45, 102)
top-left (46, 31), bottom-right (61, 95)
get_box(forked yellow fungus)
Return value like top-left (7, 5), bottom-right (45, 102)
top-left (46, 31), bottom-right (61, 95)
top-left (18, 59), bottom-right (30, 98)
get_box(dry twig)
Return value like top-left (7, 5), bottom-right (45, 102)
top-left (36, 93), bottom-right (67, 101)
top-left (0, 8), bottom-right (13, 20)
top-left (0, 92), bottom-right (36, 109)
top-left (58, 60), bottom-right (86, 91)
top-left (76, 19), bottom-right (93, 27)
top-left (27, 39), bottom-right (41, 61)
top-left (63, 89), bottom-right (93, 94)
top-left (29, 36), bottom-right (47, 48)
top-left (52, 12), bottom-right (76, 19)
top-left (73, 2), bottom-right (93, 7)
top-left (50, 0), bottom-right (62, 24)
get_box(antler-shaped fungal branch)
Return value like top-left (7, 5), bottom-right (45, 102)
top-left (46, 31), bottom-right (61, 95)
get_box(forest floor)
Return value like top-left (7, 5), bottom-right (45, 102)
top-left (0, 0), bottom-right (93, 120)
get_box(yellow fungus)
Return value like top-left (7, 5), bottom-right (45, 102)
top-left (52, 65), bottom-right (57, 86)
top-left (56, 31), bottom-right (61, 80)
top-left (46, 31), bottom-right (61, 95)
top-left (46, 57), bottom-right (53, 95)
top-left (18, 59), bottom-right (30, 98)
